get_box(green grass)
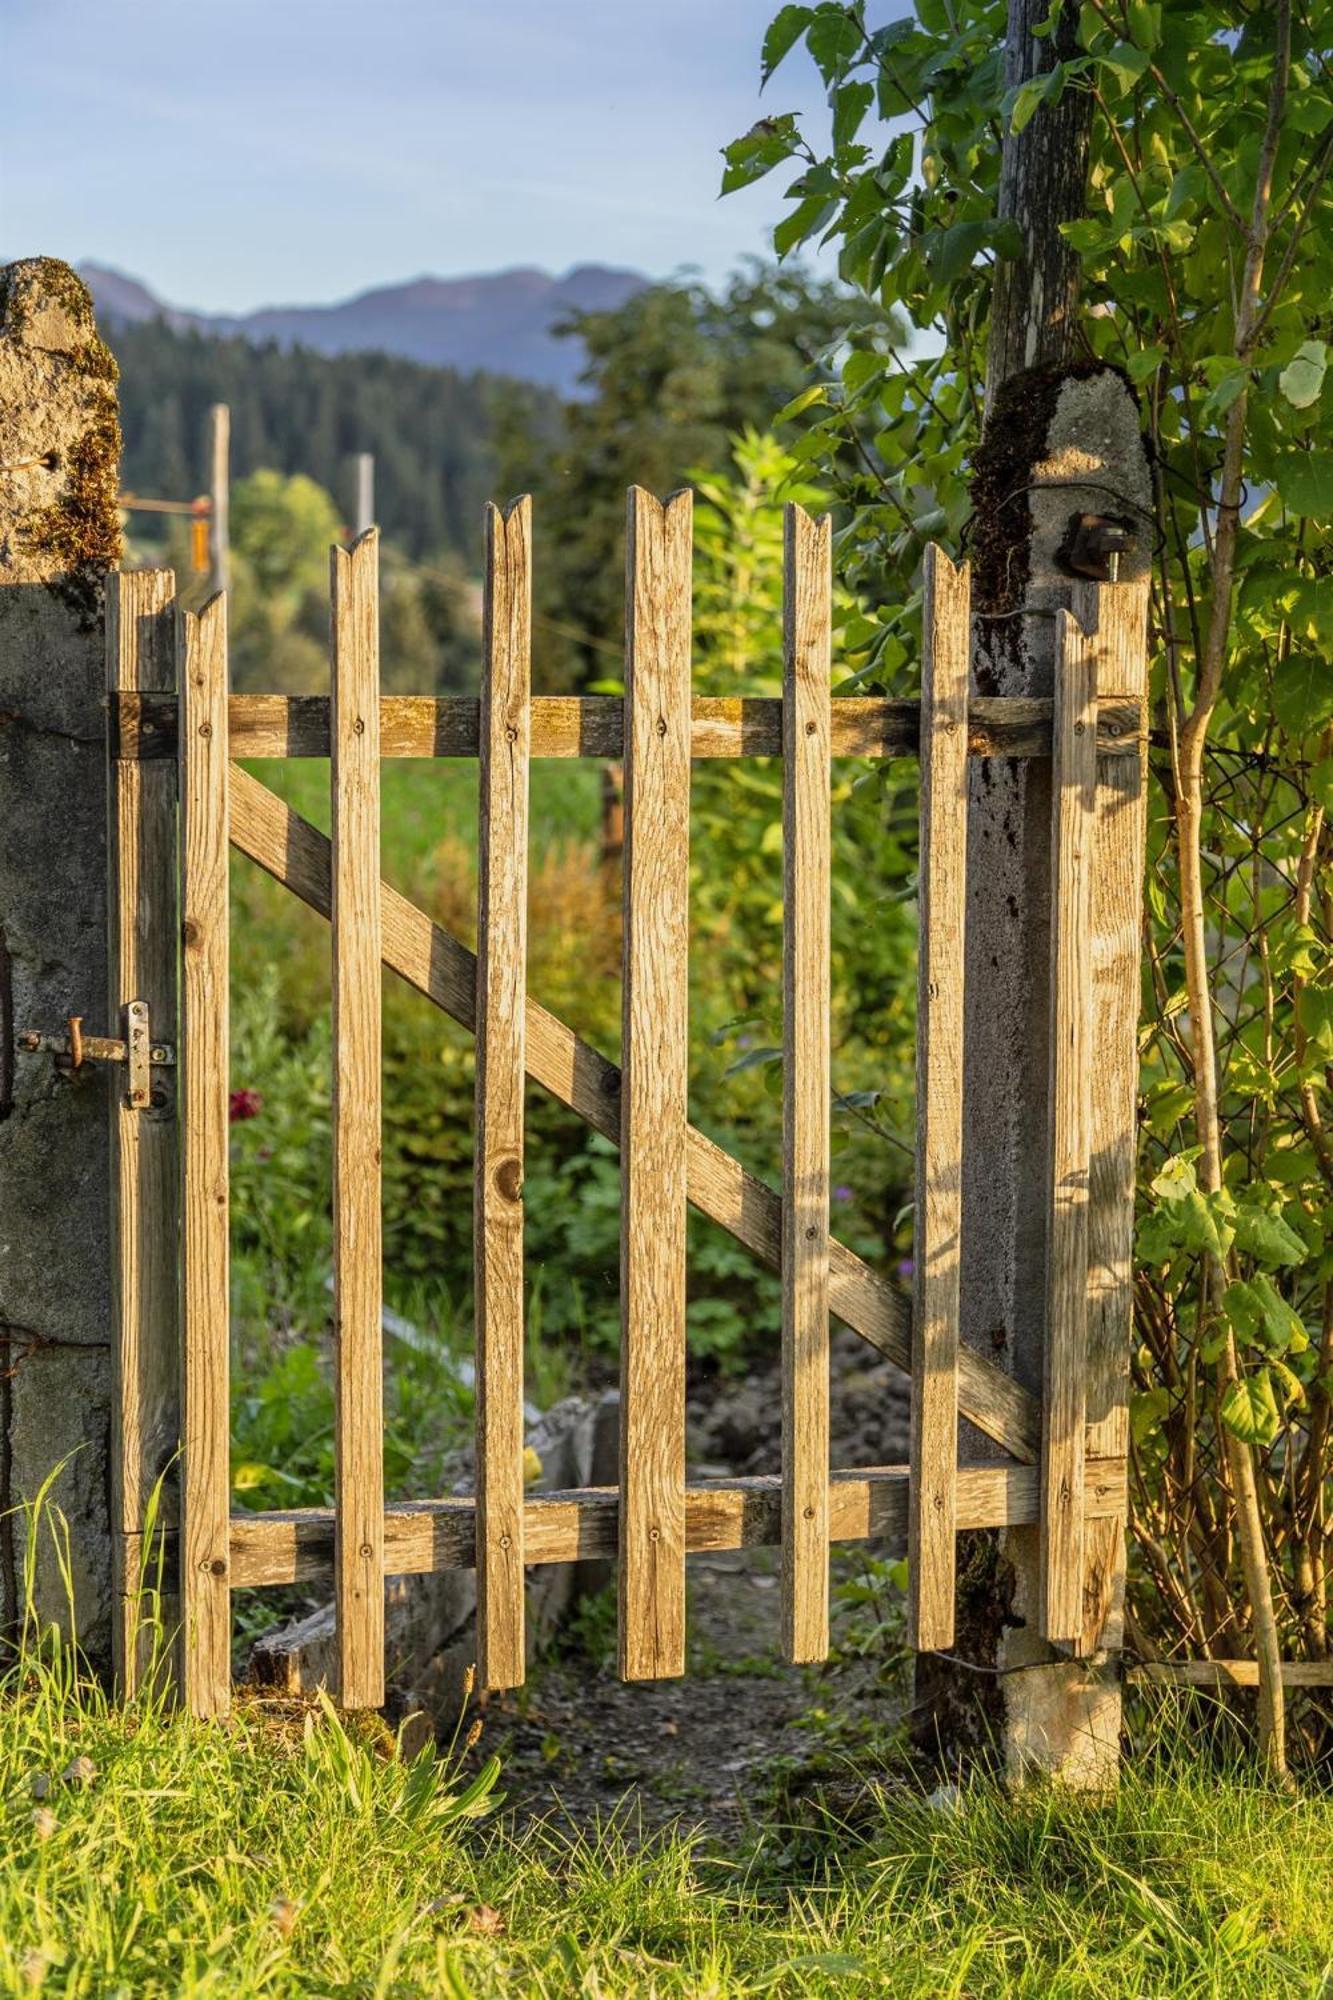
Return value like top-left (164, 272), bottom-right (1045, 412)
top-left (4, 1643), bottom-right (1331, 1997)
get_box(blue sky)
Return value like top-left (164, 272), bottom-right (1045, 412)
top-left (2, 0), bottom-right (834, 309)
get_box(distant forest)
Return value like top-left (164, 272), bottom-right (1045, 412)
top-left (110, 321), bottom-right (561, 561)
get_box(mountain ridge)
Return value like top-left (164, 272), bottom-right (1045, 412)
top-left (77, 259), bottom-right (648, 392)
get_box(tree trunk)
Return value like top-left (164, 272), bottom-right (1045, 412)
top-left (915, 4), bottom-right (1149, 1786)
top-left (987, 0), bottom-right (1092, 397)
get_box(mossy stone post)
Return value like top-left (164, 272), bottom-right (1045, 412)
top-left (0, 259), bottom-right (123, 1666)
top-left (913, 1), bottom-right (1152, 1786)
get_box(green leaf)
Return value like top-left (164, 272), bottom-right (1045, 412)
top-left (1126, 344), bottom-right (1167, 384)
top-left (1309, 759), bottom-right (1333, 814)
top-left (1220, 1371), bottom-right (1282, 1447)
top-left (721, 114), bottom-right (800, 194)
top-left (1150, 1152), bottom-right (1199, 1201)
top-left (1126, 1), bottom-right (1162, 49)
top-left (1223, 1275), bottom-right (1309, 1353)
top-left (1298, 984), bottom-right (1333, 1058)
top-left (807, 4), bottom-right (863, 83)
top-left (1097, 42), bottom-right (1150, 94)
top-left (723, 1042), bottom-right (783, 1079)
top-left (1279, 339), bottom-right (1327, 410)
top-left (1144, 1079), bottom-right (1194, 1136)
top-left (832, 79), bottom-right (874, 151)
top-left (1130, 1385), bottom-right (1171, 1444)
top-left (924, 220), bottom-right (993, 283)
top-left (775, 383), bottom-right (830, 422)
top-left (774, 193), bottom-right (839, 258)
top-left (761, 4), bottom-right (814, 83)
top-left (1010, 70), bottom-right (1058, 135)
top-left (1275, 453), bottom-right (1333, 519)
top-left (1272, 655), bottom-right (1333, 740)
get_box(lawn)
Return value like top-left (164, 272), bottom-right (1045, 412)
top-left (3, 1652), bottom-right (1331, 1998)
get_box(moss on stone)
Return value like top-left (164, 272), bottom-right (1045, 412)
top-left (2, 259), bottom-right (123, 621)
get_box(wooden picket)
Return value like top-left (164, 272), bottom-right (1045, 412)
top-left (474, 498), bottom-right (532, 1691)
top-left (908, 548), bottom-right (970, 1653)
top-left (107, 569), bottom-right (180, 1697)
top-left (330, 531), bottom-right (385, 1708)
top-left (178, 594), bottom-right (232, 1720)
top-left (104, 492), bottom-right (1141, 1717)
top-left (1040, 609), bottom-right (1098, 1649)
top-left (781, 506), bottom-right (832, 1665)
top-left (619, 487), bottom-right (693, 1682)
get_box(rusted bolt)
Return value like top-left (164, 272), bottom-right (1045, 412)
top-left (499, 1534), bottom-right (512, 1552)
top-left (359, 1542), bottom-right (373, 1559)
top-left (353, 715), bottom-right (365, 736)
top-left (208, 1557), bottom-right (226, 1577)
top-left (505, 724), bottom-right (519, 744)
top-left (199, 721), bottom-right (212, 739)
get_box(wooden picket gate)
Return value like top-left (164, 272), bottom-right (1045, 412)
top-left (106, 489), bottom-right (1145, 1718)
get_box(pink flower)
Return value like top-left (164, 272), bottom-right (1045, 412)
top-left (230, 1088), bottom-right (263, 1123)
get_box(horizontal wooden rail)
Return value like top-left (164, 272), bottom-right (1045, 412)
top-left (113, 691), bottom-right (1144, 763)
top-left (228, 1460), bottom-right (1128, 1590)
top-left (228, 766), bottom-right (1043, 1463)
top-left (1127, 1660), bottom-right (1333, 1689)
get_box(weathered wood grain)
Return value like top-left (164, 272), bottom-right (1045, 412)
top-left (908, 548), bottom-right (970, 1654)
top-left (781, 506), bottom-right (832, 1664)
top-left (474, 498), bottom-right (532, 1691)
top-left (115, 692), bottom-right (1143, 764)
top-left (1074, 576), bottom-right (1151, 1657)
top-left (1040, 610), bottom-right (1098, 1650)
top-left (228, 1459), bottom-right (1129, 1589)
top-left (1128, 1659), bottom-right (1333, 1689)
top-left (106, 569), bottom-right (180, 1699)
top-left (227, 768), bottom-right (1043, 1462)
top-left (330, 531), bottom-right (384, 1710)
top-left (619, 487), bottom-right (692, 1682)
top-left (178, 595), bottom-right (231, 1719)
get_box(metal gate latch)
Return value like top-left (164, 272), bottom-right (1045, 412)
top-left (14, 1001), bottom-right (175, 1109)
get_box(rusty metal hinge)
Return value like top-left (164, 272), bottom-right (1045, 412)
top-left (14, 1000), bottom-right (174, 1109)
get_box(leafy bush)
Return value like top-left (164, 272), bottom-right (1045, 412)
top-left (732, 0), bottom-right (1333, 1769)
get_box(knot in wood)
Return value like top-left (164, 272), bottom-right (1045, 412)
top-left (655, 714), bottom-right (667, 738)
top-left (494, 1156), bottom-right (523, 1204)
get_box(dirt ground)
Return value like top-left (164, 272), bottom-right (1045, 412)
top-left (468, 1332), bottom-right (915, 1838)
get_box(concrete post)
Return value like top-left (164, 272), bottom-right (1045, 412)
top-left (0, 259), bottom-right (122, 1665)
